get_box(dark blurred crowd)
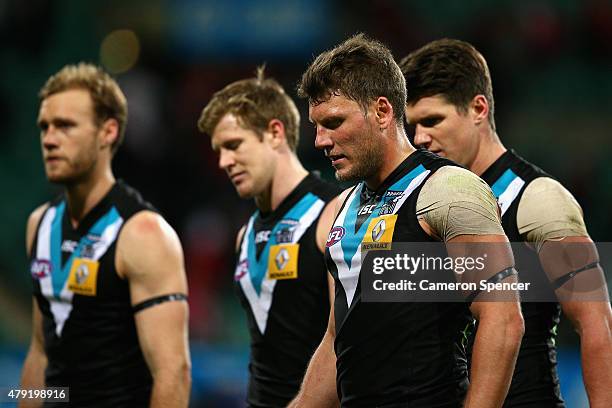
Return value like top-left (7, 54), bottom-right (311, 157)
top-left (0, 0), bottom-right (610, 347)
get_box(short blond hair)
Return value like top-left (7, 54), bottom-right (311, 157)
top-left (39, 62), bottom-right (128, 154)
top-left (198, 67), bottom-right (301, 151)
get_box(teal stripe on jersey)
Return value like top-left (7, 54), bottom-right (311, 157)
top-left (50, 202), bottom-right (66, 298)
top-left (247, 193), bottom-right (320, 295)
top-left (51, 205), bottom-right (121, 298)
top-left (491, 169), bottom-right (518, 198)
top-left (341, 164), bottom-right (427, 269)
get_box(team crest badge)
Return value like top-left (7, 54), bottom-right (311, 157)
top-left (275, 219), bottom-right (299, 244)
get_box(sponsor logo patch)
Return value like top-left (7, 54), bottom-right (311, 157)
top-left (326, 226), bottom-right (346, 247)
top-left (267, 244), bottom-right (299, 280)
top-left (372, 219), bottom-right (386, 242)
top-left (67, 258), bottom-right (99, 296)
top-left (362, 215), bottom-right (398, 251)
top-left (30, 259), bottom-right (52, 279)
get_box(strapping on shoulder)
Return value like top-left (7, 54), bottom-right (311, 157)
top-left (417, 166), bottom-right (504, 241)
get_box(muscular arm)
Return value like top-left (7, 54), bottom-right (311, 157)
top-left (289, 193), bottom-right (347, 408)
top-left (450, 234), bottom-right (524, 408)
top-left (288, 305), bottom-right (338, 408)
top-left (560, 297), bottom-right (612, 408)
top-left (19, 299), bottom-right (47, 408)
top-left (418, 167), bottom-right (524, 408)
top-left (519, 179), bottom-right (612, 407)
top-left (316, 196), bottom-right (341, 306)
top-left (116, 211), bottom-right (191, 408)
top-left (19, 205), bottom-right (48, 408)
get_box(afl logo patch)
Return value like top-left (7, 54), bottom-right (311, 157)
top-left (30, 259), bottom-right (52, 279)
top-left (326, 226), bottom-right (346, 247)
top-left (235, 260), bottom-right (248, 281)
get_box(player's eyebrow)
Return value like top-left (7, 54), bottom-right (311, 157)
top-left (408, 113), bottom-right (443, 125)
top-left (37, 117), bottom-right (77, 129)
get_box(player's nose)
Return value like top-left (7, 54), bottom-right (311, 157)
top-left (314, 125), bottom-right (332, 151)
top-left (41, 127), bottom-right (60, 150)
top-left (413, 125), bottom-right (432, 149)
top-left (218, 149), bottom-right (235, 170)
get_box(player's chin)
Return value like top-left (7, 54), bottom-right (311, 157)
top-left (234, 182), bottom-right (255, 199)
top-left (45, 171), bottom-right (72, 184)
top-left (334, 166), bottom-right (357, 182)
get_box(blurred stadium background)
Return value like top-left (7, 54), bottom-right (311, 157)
top-left (0, 0), bottom-right (611, 406)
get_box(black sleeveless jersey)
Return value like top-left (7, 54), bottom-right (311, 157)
top-left (29, 180), bottom-right (155, 407)
top-left (326, 150), bottom-right (472, 407)
top-left (234, 173), bottom-right (340, 407)
top-left (480, 149), bottom-right (564, 408)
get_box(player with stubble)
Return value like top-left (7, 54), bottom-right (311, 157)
top-left (20, 63), bottom-right (191, 407)
top-left (289, 34), bottom-right (525, 408)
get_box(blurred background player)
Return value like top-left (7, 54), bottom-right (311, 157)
top-left (197, 68), bottom-right (339, 407)
top-left (400, 38), bottom-right (612, 408)
top-left (20, 63), bottom-right (191, 407)
top-left (290, 34), bottom-right (524, 408)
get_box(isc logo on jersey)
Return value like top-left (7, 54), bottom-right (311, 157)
top-left (267, 244), bottom-right (299, 280)
top-left (362, 214), bottom-right (398, 250)
top-left (67, 258), bottom-right (99, 296)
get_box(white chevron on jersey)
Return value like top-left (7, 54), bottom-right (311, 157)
top-left (237, 199), bottom-right (325, 334)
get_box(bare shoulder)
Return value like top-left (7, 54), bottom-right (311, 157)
top-left (26, 203), bottom-right (50, 256)
top-left (235, 225), bottom-right (247, 253)
top-left (116, 210), bottom-right (184, 280)
top-left (121, 210), bottom-right (177, 237)
top-left (320, 195), bottom-right (342, 223)
top-left (315, 193), bottom-right (345, 252)
top-left (335, 186), bottom-right (356, 213)
top-left (119, 210), bottom-right (181, 253)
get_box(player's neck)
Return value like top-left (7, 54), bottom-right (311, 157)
top-left (64, 166), bottom-right (115, 229)
top-left (365, 127), bottom-right (416, 190)
top-left (255, 153), bottom-right (308, 214)
top-left (469, 130), bottom-right (506, 176)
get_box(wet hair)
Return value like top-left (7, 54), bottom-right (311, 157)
top-left (298, 33), bottom-right (406, 122)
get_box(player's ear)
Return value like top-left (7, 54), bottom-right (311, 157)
top-left (266, 119), bottom-right (287, 149)
top-left (374, 97), bottom-right (394, 131)
top-left (471, 95), bottom-right (489, 126)
top-left (99, 118), bottom-right (119, 151)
